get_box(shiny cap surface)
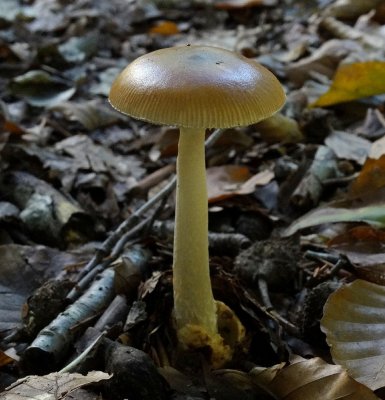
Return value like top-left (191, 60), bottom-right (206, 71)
top-left (109, 45), bottom-right (285, 128)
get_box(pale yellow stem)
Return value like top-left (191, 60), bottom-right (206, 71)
top-left (173, 127), bottom-right (217, 336)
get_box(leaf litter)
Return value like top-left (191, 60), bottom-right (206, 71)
top-left (3, 0), bottom-right (385, 399)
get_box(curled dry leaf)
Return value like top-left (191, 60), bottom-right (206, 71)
top-left (349, 155), bottom-right (385, 196)
top-left (251, 356), bottom-right (379, 399)
top-left (285, 39), bottom-right (362, 86)
top-left (207, 165), bottom-right (274, 203)
top-left (0, 350), bottom-right (15, 368)
top-left (321, 279), bottom-right (385, 390)
top-left (1, 371), bottom-right (111, 399)
top-left (325, 130), bottom-right (370, 165)
top-left (51, 100), bottom-right (124, 130)
top-left (312, 62), bottom-right (385, 108)
top-left (328, 225), bottom-right (385, 284)
top-left (217, 356), bottom-right (379, 399)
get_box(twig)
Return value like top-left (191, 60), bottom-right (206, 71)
top-left (257, 278), bottom-right (300, 336)
top-left (59, 331), bottom-right (106, 373)
top-left (67, 217), bottom-right (150, 301)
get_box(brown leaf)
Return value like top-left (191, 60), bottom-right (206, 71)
top-left (321, 279), bottom-right (385, 390)
top-left (1, 371), bottom-right (111, 399)
top-left (207, 165), bottom-right (273, 203)
top-left (250, 356), bottom-right (379, 399)
top-left (328, 226), bottom-right (385, 284)
top-left (349, 155), bottom-right (385, 196)
top-left (0, 350), bottom-right (15, 367)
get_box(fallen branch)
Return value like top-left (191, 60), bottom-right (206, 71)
top-left (21, 268), bottom-right (115, 374)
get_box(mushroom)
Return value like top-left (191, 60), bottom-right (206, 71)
top-left (109, 45), bottom-right (285, 366)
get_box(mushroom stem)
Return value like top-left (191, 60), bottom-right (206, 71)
top-left (173, 127), bottom-right (217, 337)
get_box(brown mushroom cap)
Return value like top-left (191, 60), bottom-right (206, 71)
top-left (109, 45), bottom-right (285, 129)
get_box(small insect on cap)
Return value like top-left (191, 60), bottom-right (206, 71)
top-left (109, 45), bottom-right (286, 129)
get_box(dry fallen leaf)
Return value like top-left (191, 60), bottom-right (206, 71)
top-left (325, 130), bottom-right (370, 165)
top-left (349, 155), bottom-right (385, 196)
top-left (321, 279), bottom-right (385, 390)
top-left (207, 165), bottom-right (274, 203)
top-left (0, 350), bottom-right (15, 368)
top-left (312, 61), bottom-right (385, 107)
top-left (370, 135), bottom-right (385, 159)
top-left (327, 225), bottom-right (385, 284)
top-left (217, 356), bottom-right (379, 399)
top-left (1, 371), bottom-right (111, 399)
top-left (51, 100), bottom-right (123, 130)
top-left (286, 39), bottom-right (362, 86)
top-left (250, 356), bottom-right (379, 399)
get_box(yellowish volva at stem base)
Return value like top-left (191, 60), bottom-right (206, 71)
top-left (172, 128), bottom-right (246, 368)
top-left (176, 301), bottom-right (246, 368)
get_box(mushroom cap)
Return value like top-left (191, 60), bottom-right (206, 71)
top-left (109, 45), bottom-right (285, 129)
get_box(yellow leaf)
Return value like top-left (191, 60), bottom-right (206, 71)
top-left (311, 61), bottom-right (385, 107)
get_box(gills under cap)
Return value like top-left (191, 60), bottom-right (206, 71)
top-left (109, 45), bottom-right (285, 129)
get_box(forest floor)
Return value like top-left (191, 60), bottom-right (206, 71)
top-left (2, 0), bottom-right (385, 399)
